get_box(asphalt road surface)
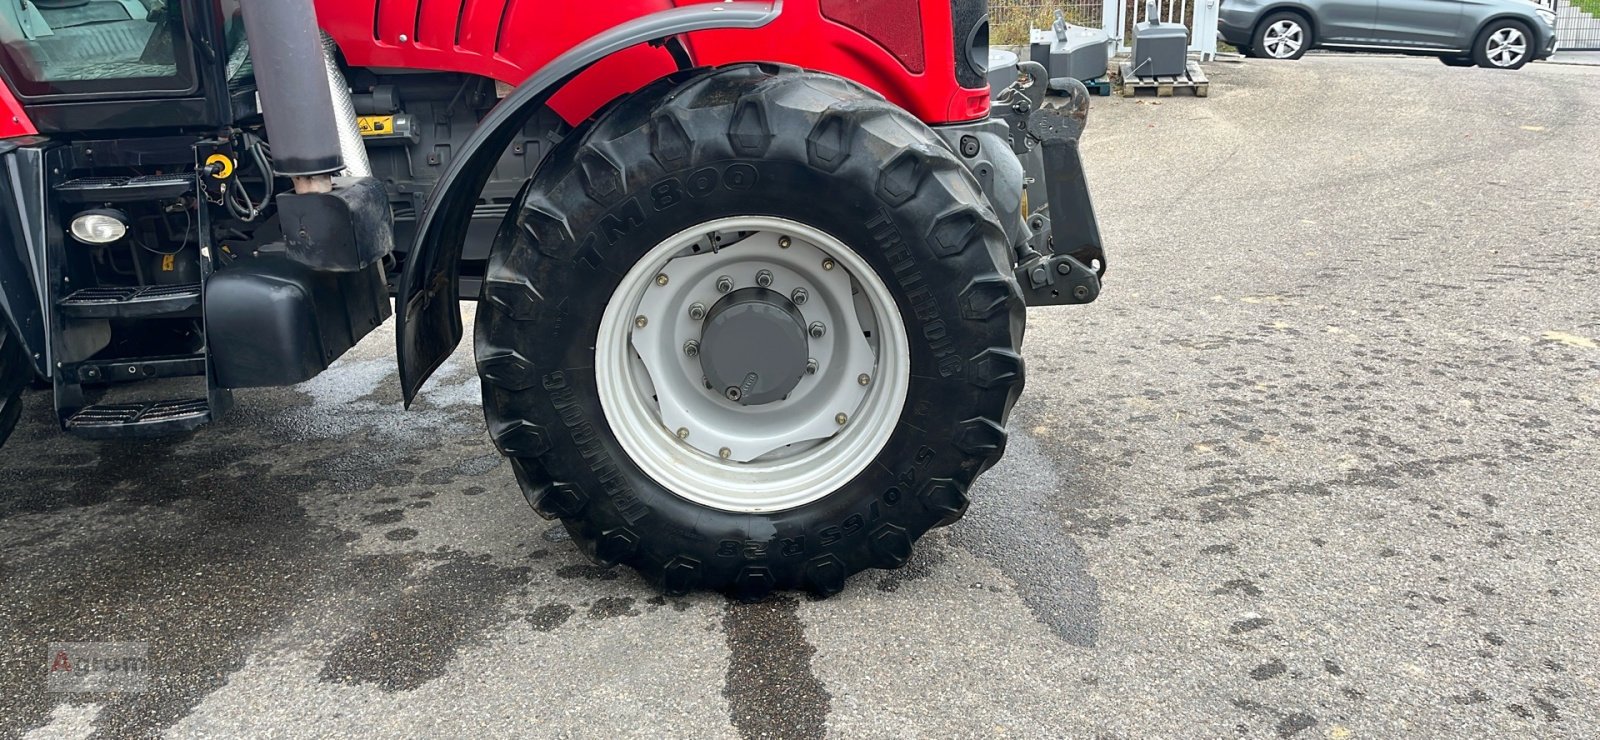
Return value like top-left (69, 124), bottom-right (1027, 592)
top-left (3, 55), bottom-right (1598, 738)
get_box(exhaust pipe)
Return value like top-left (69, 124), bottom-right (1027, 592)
top-left (321, 33), bottom-right (372, 179)
top-left (238, 0), bottom-right (343, 193)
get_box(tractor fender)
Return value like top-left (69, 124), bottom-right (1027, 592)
top-left (396, 1), bottom-right (783, 404)
top-left (0, 139), bottom-right (50, 379)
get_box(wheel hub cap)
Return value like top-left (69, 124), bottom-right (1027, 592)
top-left (700, 287), bottom-right (809, 406)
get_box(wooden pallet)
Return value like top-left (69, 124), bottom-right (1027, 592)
top-left (1116, 60), bottom-right (1209, 98)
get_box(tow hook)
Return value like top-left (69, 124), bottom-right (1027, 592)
top-left (998, 64), bottom-right (1107, 308)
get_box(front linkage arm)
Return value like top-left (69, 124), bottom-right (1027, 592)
top-left (995, 62), bottom-right (1106, 308)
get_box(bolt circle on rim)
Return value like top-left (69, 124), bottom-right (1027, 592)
top-left (596, 216), bottom-right (911, 513)
top-left (1486, 28), bottom-right (1526, 67)
top-left (1264, 20), bottom-right (1303, 58)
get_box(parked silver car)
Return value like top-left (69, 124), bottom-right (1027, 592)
top-left (1219, 0), bottom-right (1558, 69)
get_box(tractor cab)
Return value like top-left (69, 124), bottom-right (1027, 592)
top-left (0, 0), bottom-right (246, 134)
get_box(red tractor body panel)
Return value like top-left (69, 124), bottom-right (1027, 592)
top-left (314, 0), bottom-right (987, 125)
top-left (0, 83), bottom-right (35, 138)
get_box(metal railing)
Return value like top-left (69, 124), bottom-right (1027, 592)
top-left (1106, 0), bottom-right (1219, 58)
top-left (1554, 0), bottom-right (1600, 51)
top-left (991, 0), bottom-right (1219, 58)
top-left (991, 0), bottom-right (1105, 45)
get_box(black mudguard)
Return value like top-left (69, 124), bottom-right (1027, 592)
top-left (394, 1), bottom-right (782, 404)
top-left (0, 141), bottom-right (52, 379)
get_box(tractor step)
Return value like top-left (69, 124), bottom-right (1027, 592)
top-left (57, 174), bottom-right (193, 203)
top-left (58, 284), bottom-right (202, 319)
top-left (71, 354), bottom-right (207, 384)
top-left (63, 398), bottom-right (212, 439)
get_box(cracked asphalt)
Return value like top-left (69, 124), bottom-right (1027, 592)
top-left (3, 55), bottom-right (1598, 738)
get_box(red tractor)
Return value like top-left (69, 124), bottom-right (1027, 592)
top-left (0, 0), bottom-right (1103, 597)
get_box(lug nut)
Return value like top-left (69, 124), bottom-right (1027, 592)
top-left (716, 275), bottom-right (734, 293)
top-left (790, 288), bottom-right (808, 305)
top-left (821, 258), bottom-right (835, 271)
top-left (725, 387), bottom-right (742, 401)
top-left (1056, 262), bottom-right (1071, 275)
top-left (858, 373), bottom-right (871, 386)
top-left (655, 273), bottom-right (670, 286)
top-left (684, 340), bottom-right (700, 357)
top-left (634, 315), bottom-right (648, 328)
top-left (756, 269), bottom-right (773, 288)
top-left (835, 413), bottom-right (848, 426)
top-left (778, 236), bottom-right (791, 249)
top-left (688, 302), bottom-right (707, 321)
top-left (676, 427), bottom-right (690, 439)
top-left (719, 447), bottom-right (732, 459)
top-left (805, 359), bottom-right (818, 375)
top-left (808, 322), bottom-right (826, 338)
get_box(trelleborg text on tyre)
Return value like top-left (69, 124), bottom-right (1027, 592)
top-left (476, 64), bottom-right (1026, 599)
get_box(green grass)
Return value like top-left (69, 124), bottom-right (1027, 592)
top-left (1573, 0), bottom-right (1600, 17)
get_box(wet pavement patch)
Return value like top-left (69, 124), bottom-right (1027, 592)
top-left (722, 597), bottom-right (829, 740)
top-left (1250, 659), bottom-right (1287, 681)
top-left (527, 603), bottom-right (574, 632)
top-left (587, 596), bottom-right (637, 619)
top-left (0, 461), bottom-right (351, 736)
top-left (955, 433), bottom-right (1103, 647)
top-left (318, 554), bottom-right (531, 692)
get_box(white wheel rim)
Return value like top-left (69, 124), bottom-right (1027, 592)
top-left (1263, 20), bottom-right (1303, 58)
top-left (596, 216), bottom-right (910, 513)
top-left (1486, 28), bottom-right (1526, 67)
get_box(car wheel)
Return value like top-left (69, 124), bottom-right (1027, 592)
top-left (1472, 19), bottom-right (1533, 70)
top-left (476, 64), bottom-right (1025, 598)
top-left (1253, 12), bottom-right (1310, 60)
top-left (1439, 55), bottom-right (1475, 67)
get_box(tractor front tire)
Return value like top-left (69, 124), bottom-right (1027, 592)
top-left (476, 64), bottom-right (1025, 598)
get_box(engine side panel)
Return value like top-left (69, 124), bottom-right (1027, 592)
top-left (315, 0), bottom-right (988, 124)
top-left (317, 0), bottom-right (680, 124)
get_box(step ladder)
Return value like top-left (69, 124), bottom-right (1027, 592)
top-left (47, 170), bottom-right (233, 439)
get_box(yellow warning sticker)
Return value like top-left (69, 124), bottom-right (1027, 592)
top-left (161, 254), bottom-right (175, 272)
top-left (357, 115), bottom-right (395, 136)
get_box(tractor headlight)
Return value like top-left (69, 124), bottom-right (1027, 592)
top-left (1537, 8), bottom-right (1556, 26)
top-left (69, 209), bottom-right (129, 244)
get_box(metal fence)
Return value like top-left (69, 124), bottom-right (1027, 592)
top-left (1554, 0), bottom-right (1600, 51)
top-left (990, 0), bottom-right (1219, 58)
top-left (991, 0), bottom-right (1105, 45)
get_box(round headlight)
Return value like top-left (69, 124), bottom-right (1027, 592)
top-left (70, 210), bottom-right (129, 244)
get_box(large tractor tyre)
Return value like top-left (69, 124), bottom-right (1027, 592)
top-left (476, 64), bottom-right (1026, 599)
top-left (0, 323), bottom-right (31, 448)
